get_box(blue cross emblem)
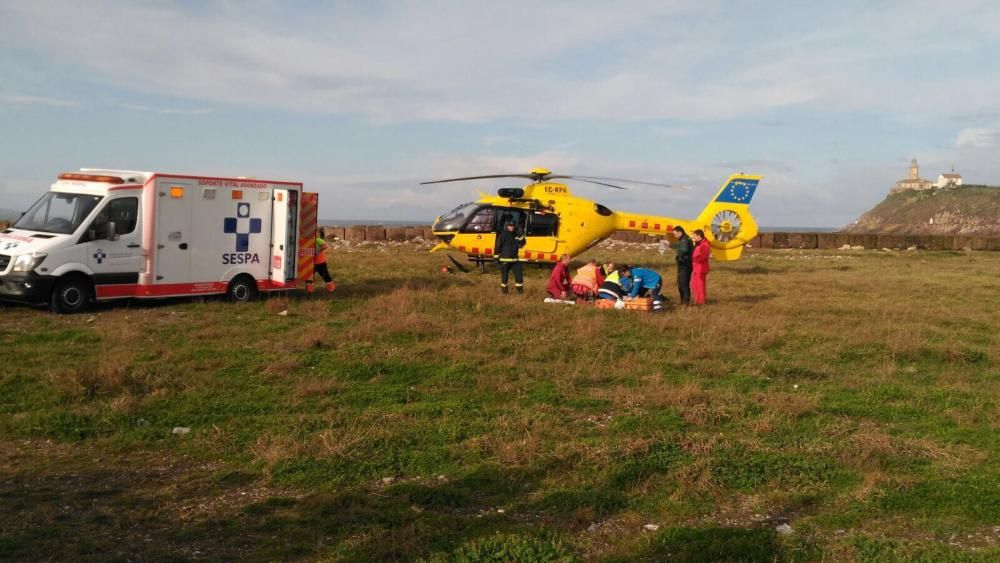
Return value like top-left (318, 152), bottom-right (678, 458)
top-left (94, 249), bottom-right (107, 264)
top-left (223, 202), bottom-right (262, 252)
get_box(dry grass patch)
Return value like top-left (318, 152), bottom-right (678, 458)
top-left (252, 432), bottom-right (307, 469)
top-left (595, 378), bottom-right (745, 427)
top-left (47, 349), bottom-right (136, 402)
top-left (679, 432), bottom-right (724, 456)
top-left (313, 415), bottom-right (394, 459)
top-left (843, 423), bottom-right (983, 472)
top-left (752, 391), bottom-right (818, 419)
top-left (293, 377), bottom-right (345, 400)
top-left (671, 455), bottom-right (716, 496)
top-left (463, 409), bottom-right (570, 467)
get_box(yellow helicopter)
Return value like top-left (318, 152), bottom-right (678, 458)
top-left (424, 168), bottom-right (761, 269)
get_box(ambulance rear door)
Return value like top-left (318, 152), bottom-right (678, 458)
top-left (154, 180), bottom-right (193, 284)
top-left (270, 188), bottom-right (298, 284)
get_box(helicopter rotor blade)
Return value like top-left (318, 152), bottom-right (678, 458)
top-left (551, 175), bottom-right (683, 189)
top-left (561, 178), bottom-right (628, 190)
top-left (419, 174), bottom-right (535, 185)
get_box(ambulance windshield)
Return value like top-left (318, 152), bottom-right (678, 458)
top-left (14, 192), bottom-right (102, 234)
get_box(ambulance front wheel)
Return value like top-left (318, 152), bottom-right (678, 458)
top-left (227, 275), bottom-right (258, 303)
top-left (51, 275), bottom-right (92, 314)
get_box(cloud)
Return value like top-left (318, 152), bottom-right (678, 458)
top-left (0, 94), bottom-right (78, 108)
top-left (956, 126), bottom-right (1000, 149)
top-left (4, 1), bottom-right (1000, 228)
top-left (5, 1), bottom-right (1000, 123)
top-left (120, 103), bottom-right (214, 115)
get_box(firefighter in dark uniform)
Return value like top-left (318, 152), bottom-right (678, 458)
top-left (673, 226), bottom-right (693, 305)
top-left (495, 220), bottom-right (526, 294)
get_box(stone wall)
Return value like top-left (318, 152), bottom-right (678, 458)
top-left (317, 225), bottom-right (1000, 250)
top-left (320, 225), bottom-right (433, 242)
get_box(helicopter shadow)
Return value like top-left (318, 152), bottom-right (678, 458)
top-left (731, 265), bottom-right (776, 275)
top-left (297, 273), bottom-right (477, 301)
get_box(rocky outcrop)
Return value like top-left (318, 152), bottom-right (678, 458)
top-left (842, 186), bottom-right (1000, 235)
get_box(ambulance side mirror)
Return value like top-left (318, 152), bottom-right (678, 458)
top-left (104, 221), bottom-right (118, 241)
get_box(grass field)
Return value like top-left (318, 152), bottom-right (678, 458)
top-left (1, 244), bottom-right (998, 561)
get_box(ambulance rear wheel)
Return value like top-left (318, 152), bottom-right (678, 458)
top-left (228, 275), bottom-right (258, 303)
top-left (51, 275), bottom-right (92, 314)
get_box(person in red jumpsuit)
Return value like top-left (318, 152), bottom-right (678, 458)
top-left (691, 229), bottom-right (711, 304)
top-left (546, 254), bottom-right (572, 299)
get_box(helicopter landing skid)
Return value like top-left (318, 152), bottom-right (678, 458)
top-left (470, 258), bottom-right (494, 274)
top-left (447, 254), bottom-right (471, 273)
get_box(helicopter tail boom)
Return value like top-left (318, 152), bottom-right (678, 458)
top-left (611, 173), bottom-right (761, 261)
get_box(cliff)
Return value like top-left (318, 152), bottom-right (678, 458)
top-left (842, 185), bottom-right (1000, 235)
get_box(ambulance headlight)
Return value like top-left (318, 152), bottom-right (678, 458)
top-left (12, 252), bottom-right (47, 272)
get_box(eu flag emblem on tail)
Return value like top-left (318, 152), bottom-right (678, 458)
top-left (714, 178), bottom-right (759, 204)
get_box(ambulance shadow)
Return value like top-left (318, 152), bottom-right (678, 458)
top-left (77, 273), bottom-right (476, 313)
top-left (87, 296), bottom-right (218, 313)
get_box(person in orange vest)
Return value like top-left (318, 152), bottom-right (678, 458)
top-left (571, 258), bottom-right (600, 301)
top-left (691, 229), bottom-right (710, 304)
top-left (307, 236), bottom-right (336, 293)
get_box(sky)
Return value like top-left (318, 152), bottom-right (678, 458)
top-left (2, 0), bottom-right (1000, 227)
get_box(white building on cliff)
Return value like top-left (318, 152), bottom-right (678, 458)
top-left (935, 170), bottom-right (963, 188)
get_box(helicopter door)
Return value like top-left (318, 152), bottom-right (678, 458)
top-left (524, 211), bottom-right (558, 255)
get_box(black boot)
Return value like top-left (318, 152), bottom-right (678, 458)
top-left (501, 285), bottom-right (509, 295)
top-left (516, 285), bottom-right (523, 294)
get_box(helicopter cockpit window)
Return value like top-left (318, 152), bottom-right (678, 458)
top-left (434, 202), bottom-right (477, 232)
top-left (461, 207), bottom-right (495, 233)
top-left (526, 212), bottom-right (558, 237)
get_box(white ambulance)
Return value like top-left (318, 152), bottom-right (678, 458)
top-left (0, 169), bottom-right (318, 313)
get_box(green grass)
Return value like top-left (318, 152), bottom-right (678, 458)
top-left (1, 245), bottom-right (998, 561)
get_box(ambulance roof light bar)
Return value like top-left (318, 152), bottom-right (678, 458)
top-left (58, 172), bottom-right (126, 184)
top-left (79, 168), bottom-right (150, 183)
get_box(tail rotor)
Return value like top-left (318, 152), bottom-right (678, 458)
top-left (710, 209), bottom-right (743, 243)
top-left (694, 173), bottom-right (762, 261)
